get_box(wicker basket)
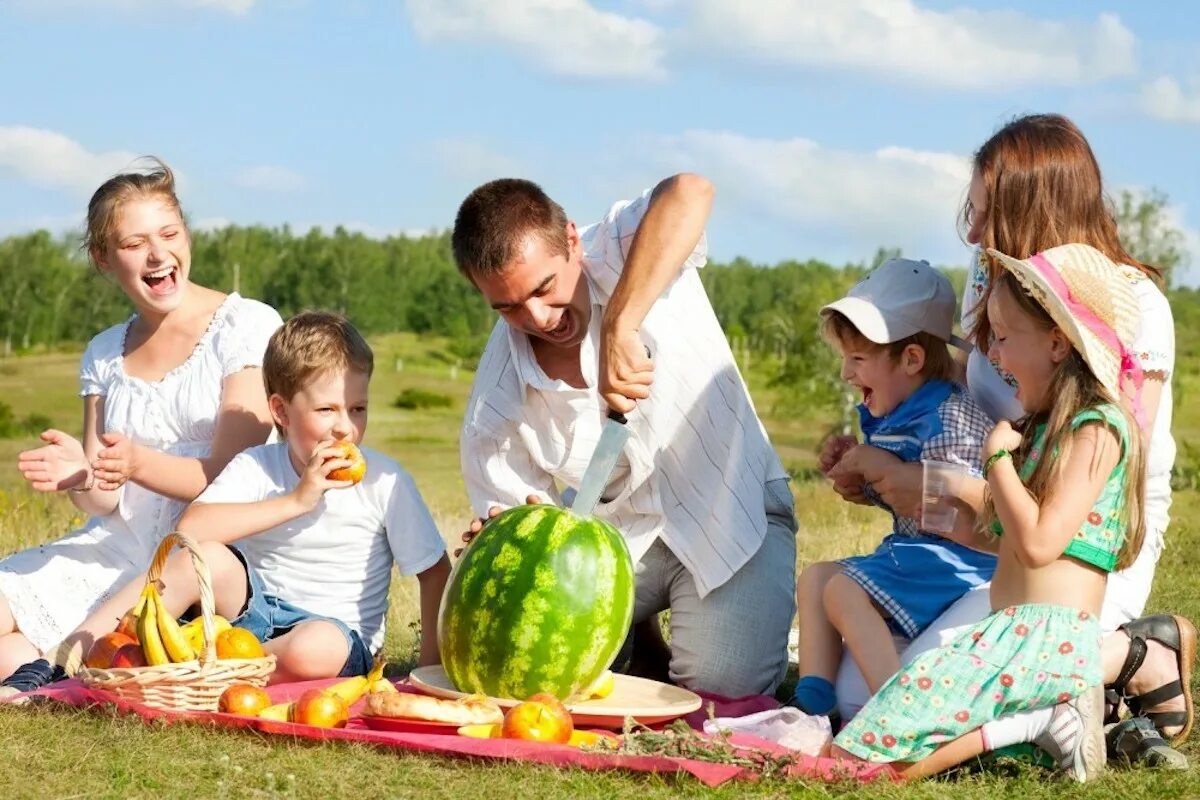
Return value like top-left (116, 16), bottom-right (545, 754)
top-left (79, 531), bottom-right (275, 711)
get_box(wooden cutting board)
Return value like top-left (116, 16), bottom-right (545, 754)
top-left (407, 665), bottom-right (702, 729)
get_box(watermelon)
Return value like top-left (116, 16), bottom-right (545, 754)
top-left (438, 504), bottom-right (635, 701)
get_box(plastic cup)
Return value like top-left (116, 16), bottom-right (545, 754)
top-left (921, 460), bottom-right (973, 533)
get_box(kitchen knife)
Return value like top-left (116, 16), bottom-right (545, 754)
top-left (569, 408), bottom-right (631, 517)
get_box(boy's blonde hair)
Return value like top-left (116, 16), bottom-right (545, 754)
top-left (263, 312), bottom-right (374, 434)
top-left (820, 311), bottom-right (956, 382)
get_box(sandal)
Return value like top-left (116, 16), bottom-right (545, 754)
top-left (1106, 717), bottom-right (1189, 770)
top-left (0, 658), bottom-right (66, 694)
top-left (1108, 614), bottom-right (1196, 744)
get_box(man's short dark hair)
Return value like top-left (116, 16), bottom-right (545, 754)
top-left (451, 178), bottom-right (569, 280)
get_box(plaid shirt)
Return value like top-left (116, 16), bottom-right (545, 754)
top-left (860, 381), bottom-right (994, 536)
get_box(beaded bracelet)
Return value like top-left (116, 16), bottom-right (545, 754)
top-left (983, 449), bottom-right (1011, 478)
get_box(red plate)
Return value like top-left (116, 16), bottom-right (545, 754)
top-left (359, 715), bottom-right (462, 735)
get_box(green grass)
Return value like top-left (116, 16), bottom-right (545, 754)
top-left (1, 332), bottom-right (1198, 798)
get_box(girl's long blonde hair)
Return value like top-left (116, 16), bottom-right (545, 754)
top-left (984, 272), bottom-right (1146, 570)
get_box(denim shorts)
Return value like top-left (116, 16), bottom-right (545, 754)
top-left (839, 533), bottom-right (997, 640)
top-left (226, 546), bottom-right (372, 678)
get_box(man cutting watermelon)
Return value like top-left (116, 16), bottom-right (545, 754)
top-left (451, 174), bottom-right (796, 697)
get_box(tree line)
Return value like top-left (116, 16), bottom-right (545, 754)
top-left (0, 191), bottom-right (1190, 408)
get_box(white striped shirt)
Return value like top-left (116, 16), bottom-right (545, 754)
top-left (460, 189), bottom-right (788, 597)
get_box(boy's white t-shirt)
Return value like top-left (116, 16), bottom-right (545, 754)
top-left (195, 442), bottom-right (447, 652)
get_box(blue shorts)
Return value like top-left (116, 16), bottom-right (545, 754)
top-left (225, 546), bottom-right (373, 678)
top-left (839, 534), bottom-right (997, 640)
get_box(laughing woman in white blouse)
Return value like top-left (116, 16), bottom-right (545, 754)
top-left (0, 159), bottom-right (281, 689)
top-left (451, 175), bottom-right (797, 696)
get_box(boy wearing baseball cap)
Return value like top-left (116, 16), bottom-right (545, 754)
top-left (791, 258), bottom-right (996, 720)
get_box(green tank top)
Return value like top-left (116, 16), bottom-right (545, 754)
top-left (991, 403), bottom-right (1130, 572)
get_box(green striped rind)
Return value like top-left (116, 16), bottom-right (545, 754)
top-left (438, 504), bottom-right (635, 701)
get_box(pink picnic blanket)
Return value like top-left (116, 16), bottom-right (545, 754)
top-left (7, 678), bottom-right (893, 787)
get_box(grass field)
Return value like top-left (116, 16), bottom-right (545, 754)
top-left (1, 332), bottom-right (1198, 798)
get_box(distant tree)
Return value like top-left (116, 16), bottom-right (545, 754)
top-left (1115, 188), bottom-right (1187, 286)
top-left (869, 246), bottom-right (902, 269)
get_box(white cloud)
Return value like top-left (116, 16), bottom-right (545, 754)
top-left (405, 0), bottom-right (666, 79)
top-left (232, 165), bottom-right (305, 193)
top-left (187, 0), bottom-right (255, 12)
top-left (0, 127), bottom-right (141, 196)
top-left (684, 0), bottom-right (1136, 90)
top-left (642, 129), bottom-right (971, 263)
top-left (431, 137), bottom-right (525, 184)
top-left (1139, 76), bottom-right (1200, 125)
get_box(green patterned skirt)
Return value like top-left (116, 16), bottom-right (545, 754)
top-left (834, 603), bottom-right (1102, 763)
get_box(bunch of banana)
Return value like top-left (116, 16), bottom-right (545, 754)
top-left (134, 583), bottom-right (197, 666)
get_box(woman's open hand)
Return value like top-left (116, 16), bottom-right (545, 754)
top-left (17, 429), bottom-right (90, 492)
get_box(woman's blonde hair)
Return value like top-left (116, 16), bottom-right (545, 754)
top-left (983, 272), bottom-right (1146, 570)
top-left (83, 157), bottom-right (184, 266)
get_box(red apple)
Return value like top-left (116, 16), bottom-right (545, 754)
top-left (110, 642), bottom-right (148, 669)
top-left (501, 695), bottom-right (573, 744)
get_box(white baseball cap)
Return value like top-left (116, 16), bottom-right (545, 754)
top-left (820, 258), bottom-right (970, 350)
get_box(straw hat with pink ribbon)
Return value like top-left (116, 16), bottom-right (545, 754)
top-left (985, 243), bottom-right (1146, 427)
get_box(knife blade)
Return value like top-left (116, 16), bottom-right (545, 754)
top-left (570, 408), bottom-right (631, 517)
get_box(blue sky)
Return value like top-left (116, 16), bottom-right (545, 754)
top-left (2, 0), bottom-right (1199, 283)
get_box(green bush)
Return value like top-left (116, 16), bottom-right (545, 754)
top-left (0, 402), bottom-right (17, 438)
top-left (0, 403), bottom-right (49, 439)
top-left (393, 388), bottom-right (453, 410)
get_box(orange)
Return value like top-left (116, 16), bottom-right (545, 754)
top-left (85, 632), bottom-right (138, 669)
top-left (293, 688), bottom-right (349, 728)
top-left (325, 440), bottom-right (366, 484)
top-left (215, 627), bottom-right (266, 660)
top-left (218, 683), bottom-right (271, 716)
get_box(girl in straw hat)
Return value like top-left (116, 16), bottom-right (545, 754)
top-left (827, 242), bottom-right (1145, 782)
